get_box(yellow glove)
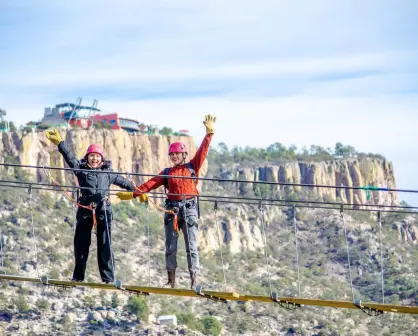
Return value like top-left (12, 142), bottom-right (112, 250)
top-left (44, 129), bottom-right (63, 146)
top-left (116, 191), bottom-right (134, 201)
top-left (203, 114), bottom-right (216, 134)
top-left (139, 194), bottom-right (148, 203)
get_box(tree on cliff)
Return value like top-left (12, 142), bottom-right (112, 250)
top-left (334, 142), bottom-right (356, 158)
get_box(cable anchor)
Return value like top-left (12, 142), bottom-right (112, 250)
top-left (354, 299), bottom-right (384, 317)
top-left (195, 284), bottom-right (227, 303)
top-left (270, 292), bottom-right (301, 310)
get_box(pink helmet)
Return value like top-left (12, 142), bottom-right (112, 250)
top-left (169, 142), bottom-right (187, 154)
top-left (85, 144), bottom-right (105, 158)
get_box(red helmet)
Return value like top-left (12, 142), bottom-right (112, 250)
top-left (168, 142), bottom-right (187, 154)
top-left (85, 144), bottom-right (105, 158)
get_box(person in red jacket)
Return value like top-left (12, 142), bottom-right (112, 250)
top-left (117, 114), bottom-right (216, 289)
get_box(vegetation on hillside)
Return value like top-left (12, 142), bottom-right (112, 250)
top-left (209, 141), bottom-right (386, 166)
top-left (0, 142), bottom-right (417, 335)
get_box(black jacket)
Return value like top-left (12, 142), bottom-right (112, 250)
top-left (58, 141), bottom-right (134, 209)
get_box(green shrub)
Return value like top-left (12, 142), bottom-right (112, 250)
top-left (126, 296), bottom-right (149, 320)
top-left (202, 316), bottom-right (223, 336)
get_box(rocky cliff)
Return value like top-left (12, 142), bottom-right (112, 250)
top-left (0, 129), bottom-right (398, 207)
top-left (216, 158), bottom-right (398, 207)
top-left (0, 129), bottom-right (204, 194)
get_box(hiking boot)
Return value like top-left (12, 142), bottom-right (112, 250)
top-left (166, 270), bottom-right (176, 288)
top-left (190, 272), bottom-right (198, 289)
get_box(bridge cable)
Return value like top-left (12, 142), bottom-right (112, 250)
top-left (377, 209), bottom-right (385, 304)
top-left (28, 185), bottom-right (40, 278)
top-left (214, 201), bottom-right (228, 290)
top-left (259, 200), bottom-right (273, 296)
top-left (341, 204), bottom-right (355, 302)
top-left (293, 206), bottom-right (301, 296)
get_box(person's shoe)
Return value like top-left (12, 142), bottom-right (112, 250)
top-left (71, 278), bottom-right (84, 282)
top-left (166, 270), bottom-right (176, 288)
top-left (190, 272), bottom-right (198, 289)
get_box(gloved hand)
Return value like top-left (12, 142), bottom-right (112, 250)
top-left (116, 191), bottom-right (134, 201)
top-left (203, 114), bottom-right (216, 134)
top-left (44, 129), bottom-right (63, 146)
top-left (138, 194), bottom-right (148, 203)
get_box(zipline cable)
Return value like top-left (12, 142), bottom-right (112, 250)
top-left (1, 181), bottom-right (417, 215)
top-left (1, 179), bottom-right (417, 213)
top-left (2, 162), bottom-right (417, 195)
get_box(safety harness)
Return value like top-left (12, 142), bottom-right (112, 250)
top-left (133, 162), bottom-right (200, 234)
top-left (163, 162), bottom-right (200, 219)
top-left (45, 169), bottom-right (102, 234)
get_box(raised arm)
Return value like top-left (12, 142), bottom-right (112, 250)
top-left (189, 133), bottom-right (213, 173)
top-left (58, 141), bottom-right (81, 169)
top-left (45, 129), bottom-right (80, 169)
top-left (189, 114), bottom-right (216, 173)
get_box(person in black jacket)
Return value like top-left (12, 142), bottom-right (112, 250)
top-left (45, 129), bottom-right (135, 283)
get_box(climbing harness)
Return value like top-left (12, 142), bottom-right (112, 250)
top-left (44, 168), bottom-right (99, 234)
top-left (292, 206), bottom-right (301, 296)
top-left (377, 210), bottom-right (385, 304)
top-left (28, 185), bottom-right (40, 278)
top-left (214, 201), bottom-right (228, 290)
top-left (135, 187), bottom-right (179, 235)
top-left (163, 162), bottom-right (201, 218)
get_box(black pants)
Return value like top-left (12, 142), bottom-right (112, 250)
top-left (72, 207), bottom-right (114, 282)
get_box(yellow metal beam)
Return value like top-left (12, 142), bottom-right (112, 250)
top-left (1, 274), bottom-right (417, 315)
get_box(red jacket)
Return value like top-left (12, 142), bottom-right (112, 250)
top-left (134, 134), bottom-right (213, 200)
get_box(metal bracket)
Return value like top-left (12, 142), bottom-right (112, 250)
top-left (116, 280), bottom-right (150, 297)
top-left (195, 284), bottom-right (227, 303)
top-left (354, 299), bottom-right (384, 316)
top-left (270, 292), bottom-right (301, 310)
top-left (40, 276), bottom-right (75, 291)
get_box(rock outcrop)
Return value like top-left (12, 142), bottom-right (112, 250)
top-left (218, 158), bottom-right (397, 207)
top-left (0, 129), bottom-right (205, 196)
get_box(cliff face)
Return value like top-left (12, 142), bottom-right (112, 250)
top-left (219, 158), bottom-right (398, 207)
top-left (0, 129), bottom-right (401, 255)
top-left (0, 129), bottom-right (204, 190)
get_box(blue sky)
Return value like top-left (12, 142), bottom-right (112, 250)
top-left (1, 0), bottom-right (418, 204)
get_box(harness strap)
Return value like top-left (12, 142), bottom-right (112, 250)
top-left (45, 169), bottom-right (99, 233)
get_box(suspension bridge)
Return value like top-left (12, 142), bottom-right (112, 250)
top-left (0, 162), bottom-right (417, 317)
